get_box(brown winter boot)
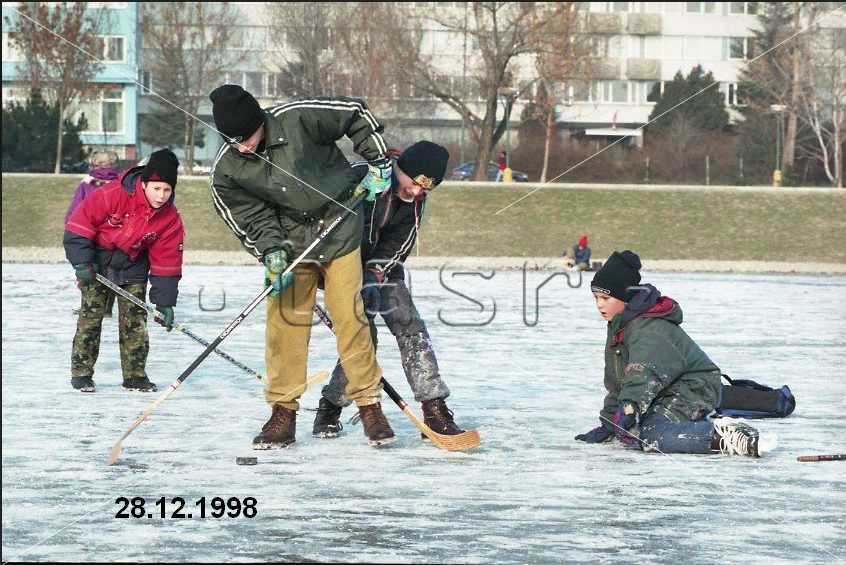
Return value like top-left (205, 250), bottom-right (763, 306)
top-left (252, 404), bottom-right (296, 449)
top-left (421, 398), bottom-right (465, 438)
top-left (357, 402), bottom-right (396, 447)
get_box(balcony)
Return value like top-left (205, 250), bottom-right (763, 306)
top-left (626, 13), bottom-right (662, 35)
top-left (586, 13), bottom-right (623, 34)
top-left (591, 58), bottom-right (623, 80)
top-left (626, 58), bottom-right (661, 80)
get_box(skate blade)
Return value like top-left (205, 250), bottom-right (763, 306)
top-left (757, 433), bottom-right (778, 457)
top-left (252, 440), bottom-right (295, 450)
top-left (123, 387), bottom-right (158, 392)
top-left (313, 431), bottom-right (340, 439)
top-left (76, 386), bottom-right (96, 393)
top-left (368, 436), bottom-right (397, 447)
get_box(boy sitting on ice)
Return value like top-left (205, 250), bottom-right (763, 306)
top-left (575, 250), bottom-right (776, 457)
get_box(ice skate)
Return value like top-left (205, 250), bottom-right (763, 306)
top-left (71, 376), bottom-right (96, 393)
top-left (312, 397), bottom-right (343, 438)
top-left (122, 376), bottom-right (158, 392)
top-left (356, 403), bottom-right (396, 447)
top-left (713, 417), bottom-right (777, 457)
top-left (421, 398), bottom-right (465, 440)
top-left (253, 405), bottom-right (296, 449)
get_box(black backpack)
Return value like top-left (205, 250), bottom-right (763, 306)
top-left (717, 375), bottom-right (796, 419)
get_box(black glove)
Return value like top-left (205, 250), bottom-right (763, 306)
top-left (575, 425), bottom-right (613, 443)
top-left (361, 268), bottom-right (383, 316)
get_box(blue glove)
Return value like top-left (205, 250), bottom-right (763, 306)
top-left (361, 268), bottom-right (383, 316)
top-left (361, 158), bottom-right (392, 201)
top-left (73, 263), bottom-right (98, 285)
top-left (155, 306), bottom-right (175, 331)
top-left (574, 425), bottom-right (612, 443)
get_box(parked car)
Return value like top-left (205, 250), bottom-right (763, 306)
top-left (449, 161), bottom-right (530, 182)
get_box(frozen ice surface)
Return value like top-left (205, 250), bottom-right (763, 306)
top-left (2, 263), bottom-right (845, 563)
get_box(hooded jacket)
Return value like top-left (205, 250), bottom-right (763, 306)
top-left (209, 97), bottom-right (388, 263)
top-left (600, 284), bottom-right (722, 423)
top-left (65, 167), bottom-right (122, 223)
top-left (63, 166), bottom-right (184, 307)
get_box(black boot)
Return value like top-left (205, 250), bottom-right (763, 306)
top-left (421, 398), bottom-right (464, 437)
top-left (253, 404), bottom-right (296, 449)
top-left (71, 376), bottom-right (96, 393)
top-left (122, 376), bottom-right (157, 392)
top-left (357, 403), bottom-right (396, 447)
top-left (312, 397), bottom-right (344, 438)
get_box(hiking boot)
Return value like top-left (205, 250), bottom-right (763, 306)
top-left (421, 398), bottom-right (465, 439)
top-left (356, 403), bottom-right (395, 447)
top-left (712, 417), bottom-right (777, 457)
top-left (253, 404), bottom-right (296, 449)
top-left (71, 376), bottom-right (96, 393)
top-left (122, 376), bottom-right (157, 392)
top-left (312, 397), bottom-right (344, 438)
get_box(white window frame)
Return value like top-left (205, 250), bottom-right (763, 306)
top-left (2, 32), bottom-right (23, 62)
top-left (139, 69), bottom-right (153, 95)
top-left (729, 2), bottom-right (758, 15)
top-left (76, 86), bottom-right (126, 135)
top-left (96, 35), bottom-right (126, 64)
top-left (685, 2), bottom-right (717, 14)
top-left (726, 36), bottom-right (751, 60)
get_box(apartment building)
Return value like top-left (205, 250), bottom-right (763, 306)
top-left (134, 2), bottom-right (767, 164)
top-left (2, 2), bottom-right (140, 159)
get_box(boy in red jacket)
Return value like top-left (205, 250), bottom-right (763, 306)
top-left (64, 149), bottom-right (185, 393)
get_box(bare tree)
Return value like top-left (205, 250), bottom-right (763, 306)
top-left (6, 2), bottom-right (106, 174)
top-left (358, 2), bottom-right (564, 180)
top-left (264, 3), bottom-right (335, 98)
top-left (797, 18), bottom-right (846, 187)
top-left (140, 2), bottom-right (246, 174)
top-left (528, 2), bottom-right (590, 182)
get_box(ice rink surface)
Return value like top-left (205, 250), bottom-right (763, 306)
top-left (2, 263), bottom-right (845, 563)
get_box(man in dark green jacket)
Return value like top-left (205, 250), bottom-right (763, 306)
top-left (209, 85), bottom-right (396, 449)
top-left (575, 250), bottom-right (776, 457)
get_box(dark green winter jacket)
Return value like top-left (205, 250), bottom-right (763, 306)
top-left (209, 97), bottom-right (388, 262)
top-left (600, 286), bottom-right (722, 423)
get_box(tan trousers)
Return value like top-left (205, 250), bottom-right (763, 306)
top-left (265, 248), bottom-right (382, 410)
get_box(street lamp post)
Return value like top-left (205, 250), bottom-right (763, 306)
top-left (770, 104), bottom-right (787, 187)
top-left (498, 86), bottom-right (518, 171)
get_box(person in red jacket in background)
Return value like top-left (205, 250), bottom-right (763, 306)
top-left (63, 149), bottom-right (185, 393)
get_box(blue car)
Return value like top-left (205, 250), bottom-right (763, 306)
top-left (450, 161), bottom-right (530, 182)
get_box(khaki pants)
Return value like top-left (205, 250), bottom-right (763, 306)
top-left (265, 248), bottom-right (382, 410)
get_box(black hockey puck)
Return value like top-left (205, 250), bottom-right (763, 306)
top-left (235, 456), bottom-right (258, 466)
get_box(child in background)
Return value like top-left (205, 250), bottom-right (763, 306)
top-left (575, 250), bottom-right (776, 457)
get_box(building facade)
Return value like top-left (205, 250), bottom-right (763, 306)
top-left (2, 2), bottom-right (139, 160)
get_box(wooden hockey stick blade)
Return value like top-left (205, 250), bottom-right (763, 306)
top-left (107, 381), bottom-right (183, 465)
top-left (399, 405), bottom-right (481, 452)
top-left (106, 371), bottom-right (329, 466)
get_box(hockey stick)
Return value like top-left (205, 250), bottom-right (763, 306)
top-left (107, 191), bottom-right (366, 465)
top-left (312, 302), bottom-right (481, 452)
top-left (106, 371), bottom-right (330, 466)
top-left (797, 454), bottom-right (846, 462)
top-left (95, 274), bottom-right (265, 381)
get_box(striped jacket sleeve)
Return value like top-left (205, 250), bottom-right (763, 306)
top-left (268, 97), bottom-right (388, 162)
top-left (209, 148), bottom-right (286, 259)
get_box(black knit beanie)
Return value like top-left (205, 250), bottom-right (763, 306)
top-left (591, 250), bottom-right (642, 301)
top-left (397, 141), bottom-right (450, 188)
top-left (209, 84), bottom-right (265, 140)
top-left (141, 148), bottom-right (179, 189)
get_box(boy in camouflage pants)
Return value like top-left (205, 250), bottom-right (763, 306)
top-left (64, 149), bottom-right (185, 393)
